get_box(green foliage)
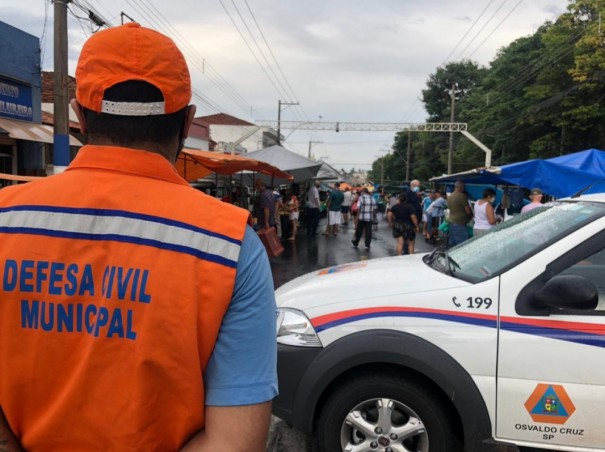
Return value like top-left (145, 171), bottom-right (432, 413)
top-left (422, 60), bottom-right (486, 122)
top-left (374, 0), bottom-right (605, 181)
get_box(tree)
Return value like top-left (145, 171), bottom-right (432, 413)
top-left (422, 60), bottom-right (486, 122)
top-left (462, 28), bottom-right (550, 164)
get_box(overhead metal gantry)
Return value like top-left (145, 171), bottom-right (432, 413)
top-left (256, 120), bottom-right (468, 133)
top-left (255, 120), bottom-right (493, 168)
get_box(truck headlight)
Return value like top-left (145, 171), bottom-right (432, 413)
top-left (276, 308), bottom-right (322, 347)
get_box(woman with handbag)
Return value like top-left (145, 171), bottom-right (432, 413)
top-left (387, 194), bottom-right (419, 255)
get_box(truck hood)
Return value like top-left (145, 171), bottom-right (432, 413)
top-left (275, 254), bottom-right (471, 313)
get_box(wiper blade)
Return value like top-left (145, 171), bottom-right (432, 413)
top-left (423, 245), bottom-right (442, 265)
top-left (424, 246), bottom-right (460, 276)
top-left (444, 251), bottom-right (461, 276)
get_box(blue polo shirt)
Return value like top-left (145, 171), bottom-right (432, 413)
top-left (204, 226), bottom-right (278, 405)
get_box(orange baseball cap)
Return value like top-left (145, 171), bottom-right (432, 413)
top-left (75, 23), bottom-right (191, 115)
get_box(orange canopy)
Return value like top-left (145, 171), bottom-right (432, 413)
top-left (0, 172), bottom-right (42, 182)
top-left (176, 149), bottom-right (293, 182)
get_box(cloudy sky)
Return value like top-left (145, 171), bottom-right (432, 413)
top-left (7, 0), bottom-right (568, 172)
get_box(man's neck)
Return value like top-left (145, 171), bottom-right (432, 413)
top-left (88, 138), bottom-right (178, 163)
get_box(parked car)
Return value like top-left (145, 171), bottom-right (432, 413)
top-left (273, 194), bottom-right (605, 452)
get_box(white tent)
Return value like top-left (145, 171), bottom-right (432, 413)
top-left (245, 145), bottom-right (322, 183)
top-left (314, 159), bottom-right (342, 181)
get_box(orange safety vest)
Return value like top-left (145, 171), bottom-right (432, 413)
top-left (0, 145), bottom-right (250, 451)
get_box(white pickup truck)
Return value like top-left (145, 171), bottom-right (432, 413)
top-left (273, 194), bottom-right (605, 452)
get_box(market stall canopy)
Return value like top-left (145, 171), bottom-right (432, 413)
top-left (314, 159), bottom-right (342, 181)
top-left (245, 145), bottom-right (322, 183)
top-left (176, 148), bottom-right (293, 182)
top-left (430, 149), bottom-right (605, 198)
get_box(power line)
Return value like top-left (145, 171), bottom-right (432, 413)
top-left (40, 0), bottom-right (50, 68)
top-left (229, 0), bottom-right (293, 102)
top-left (454, 0), bottom-right (510, 60)
top-left (243, 0), bottom-right (298, 102)
top-left (82, 0), bottom-right (117, 26)
top-left (220, 0), bottom-right (319, 143)
top-left (467, 0), bottom-right (525, 59)
top-left (137, 0), bottom-right (252, 109)
top-left (72, 0), bottom-right (113, 28)
top-left (218, 0), bottom-right (291, 102)
top-left (90, 0), bottom-right (254, 145)
top-left (126, 0), bottom-right (255, 121)
top-left (442, 0), bottom-right (496, 65)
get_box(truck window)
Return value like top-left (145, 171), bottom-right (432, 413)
top-left (559, 247), bottom-right (605, 313)
top-left (442, 202), bottom-right (605, 283)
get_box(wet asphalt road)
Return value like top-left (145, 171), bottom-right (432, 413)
top-left (269, 212), bottom-right (435, 290)
top-left (265, 214), bottom-right (548, 452)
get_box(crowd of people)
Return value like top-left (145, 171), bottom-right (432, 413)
top-left (249, 178), bottom-right (546, 256)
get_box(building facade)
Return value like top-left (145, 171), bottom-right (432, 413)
top-left (0, 21), bottom-right (44, 182)
top-left (0, 22), bottom-right (82, 184)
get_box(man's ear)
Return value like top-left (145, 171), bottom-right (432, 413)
top-left (182, 104), bottom-right (197, 139)
top-left (70, 99), bottom-right (87, 135)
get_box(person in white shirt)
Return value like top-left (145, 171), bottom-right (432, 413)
top-left (341, 187), bottom-right (352, 225)
top-left (474, 188), bottom-right (498, 236)
top-left (306, 181), bottom-right (321, 236)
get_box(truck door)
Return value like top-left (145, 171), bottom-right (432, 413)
top-left (496, 226), bottom-right (605, 450)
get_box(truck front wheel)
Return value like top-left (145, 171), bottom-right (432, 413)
top-left (316, 372), bottom-right (462, 452)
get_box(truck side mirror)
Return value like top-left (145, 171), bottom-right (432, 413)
top-left (532, 274), bottom-right (598, 312)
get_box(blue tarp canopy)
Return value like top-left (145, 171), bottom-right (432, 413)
top-left (430, 149), bottom-right (605, 198)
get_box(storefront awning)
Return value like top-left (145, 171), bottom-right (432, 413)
top-left (0, 117), bottom-right (82, 146)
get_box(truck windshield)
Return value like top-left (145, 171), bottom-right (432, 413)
top-left (435, 202), bottom-right (605, 282)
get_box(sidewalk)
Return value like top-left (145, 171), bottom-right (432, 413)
top-left (269, 213), bottom-right (436, 288)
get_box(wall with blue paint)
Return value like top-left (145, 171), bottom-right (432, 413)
top-left (0, 20), bottom-right (44, 173)
top-left (0, 21), bottom-right (41, 122)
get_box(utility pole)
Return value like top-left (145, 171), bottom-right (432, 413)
top-left (276, 100), bottom-right (299, 145)
top-left (447, 82), bottom-right (456, 174)
top-left (308, 140), bottom-right (323, 159)
top-left (376, 149), bottom-right (389, 187)
top-left (406, 131), bottom-right (412, 181)
top-left (53, 0), bottom-right (70, 173)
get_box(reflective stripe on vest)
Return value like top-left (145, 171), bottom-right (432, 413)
top-left (0, 205), bottom-right (241, 268)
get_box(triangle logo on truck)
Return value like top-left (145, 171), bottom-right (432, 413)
top-left (524, 384), bottom-right (576, 424)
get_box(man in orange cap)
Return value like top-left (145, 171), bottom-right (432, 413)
top-left (0, 24), bottom-right (277, 451)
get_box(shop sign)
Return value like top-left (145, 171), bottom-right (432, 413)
top-left (0, 76), bottom-right (33, 121)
